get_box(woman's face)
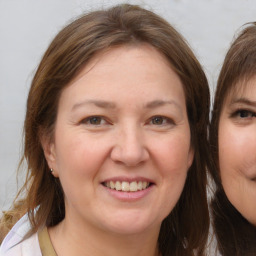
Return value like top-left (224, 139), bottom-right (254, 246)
top-left (45, 44), bottom-right (193, 236)
top-left (218, 78), bottom-right (256, 226)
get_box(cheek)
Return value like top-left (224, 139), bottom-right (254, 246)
top-left (219, 122), bottom-right (256, 224)
top-left (152, 134), bottom-right (192, 176)
top-left (153, 137), bottom-right (190, 214)
top-left (219, 127), bottom-right (242, 190)
top-left (219, 125), bottom-right (256, 178)
top-left (54, 130), bottom-right (110, 179)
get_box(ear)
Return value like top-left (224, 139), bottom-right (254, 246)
top-left (187, 146), bottom-right (194, 170)
top-left (41, 134), bottom-right (59, 178)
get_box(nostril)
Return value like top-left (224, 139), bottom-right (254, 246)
top-left (110, 143), bottom-right (149, 167)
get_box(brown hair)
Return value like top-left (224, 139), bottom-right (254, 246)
top-left (209, 22), bottom-right (256, 255)
top-left (1, 4), bottom-right (210, 255)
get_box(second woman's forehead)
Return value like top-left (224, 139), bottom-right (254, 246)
top-left (224, 78), bottom-right (256, 104)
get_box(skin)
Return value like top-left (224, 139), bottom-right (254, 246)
top-left (43, 44), bottom-right (194, 256)
top-left (219, 78), bottom-right (256, 227)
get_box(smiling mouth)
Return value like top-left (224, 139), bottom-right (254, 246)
top-left (103, 181), bottom-right (152, 192)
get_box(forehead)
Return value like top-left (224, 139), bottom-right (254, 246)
top-left (69, 43), bottom-right (175, 84)
top-left (224, 75), bottom-right (256, 104)
top-left (65, 43), bottom-right (185, 96)
top-left (58, 43), bottom-right (187, 112)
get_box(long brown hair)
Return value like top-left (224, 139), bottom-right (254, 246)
top-left (209, 22), bottom-right (256, 255)
top-left (1, 4), bottom-right (210, 255)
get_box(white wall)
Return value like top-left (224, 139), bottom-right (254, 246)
top-left (1, 0), bottom-right (256, 210)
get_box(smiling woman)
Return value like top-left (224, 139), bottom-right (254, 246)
top-left (210, 22), bottom-right (256, 256)
top-left (44, 45), bottom-right (193, 240)
top-left (0, 4), bottom-right (210, 256)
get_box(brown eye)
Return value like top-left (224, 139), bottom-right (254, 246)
top-left (89, 117), bottom-right (102, 124)
top-left (151, 116), bottom-right (164, 125)
top-left (84, 116), bottom-right (104, 125)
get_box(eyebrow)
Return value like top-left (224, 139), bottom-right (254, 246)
top-left (71, 100), bottom-right (116, 111)
top-left (145, 100), bottom-right (181, 110)
top-left (71, 99), bottom-right (182, 112)
top-left (230, 98), bottom-right (256, 107)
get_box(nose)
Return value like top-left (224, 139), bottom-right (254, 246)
top-left (110, 125), bottom-right (149, 167)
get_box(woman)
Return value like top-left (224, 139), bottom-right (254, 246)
top-left (210, 22), bottom-right (256, 256)
top-left (0, 4), bottom-right (210, 256)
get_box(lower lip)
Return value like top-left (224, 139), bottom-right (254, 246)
top-left (102, 185), bottom-right (154, 201)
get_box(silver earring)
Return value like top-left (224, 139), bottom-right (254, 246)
top-left (50, 168), bottom-right (54, 173)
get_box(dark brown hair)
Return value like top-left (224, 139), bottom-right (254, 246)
top-left (1, 4), bottom-right (210, 255)
top-left (209, 22), bottom-right (256, 256)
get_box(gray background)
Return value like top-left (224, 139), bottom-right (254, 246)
top-left (1, 0), bottom-right (256, 211)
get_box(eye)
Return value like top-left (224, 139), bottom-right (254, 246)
top-left (151, 116), bottom-right (164, 125)
top-left (82, 116), bottom-right (107, 125)
top-left (231, 109), bottom-right (256, 119)
top-left (149, 116), bottom-right (174, 126)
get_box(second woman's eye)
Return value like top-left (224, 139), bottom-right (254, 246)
top-left (231, 110), bottom-right (256, 119)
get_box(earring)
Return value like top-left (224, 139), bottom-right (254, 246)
top-left (50, 168), bottom-right (54, 173)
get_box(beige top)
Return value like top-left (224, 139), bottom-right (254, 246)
top-left (38, 227), bottom-right (57, 256)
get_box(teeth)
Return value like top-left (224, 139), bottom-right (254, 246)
top-left (110, 181), bottom-right (115, 189)
top-left (115, 181), bottom-right (122, 191)
top-left (122, 181), bottom-right (130, 192)
top-left (137, 181), bottom-right (142, 190)
top-left (142, 181), bottom-right (147, 189)
top-left (104, 181), bottom-right (150, 192)
top-left (130, 181), bottom-right (137, 192)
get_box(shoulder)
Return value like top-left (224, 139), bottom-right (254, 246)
top-left (0, 214), bottom-right (41, 256)
top-left (0, 233), bottom-right (41, 256)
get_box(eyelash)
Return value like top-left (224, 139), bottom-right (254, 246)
top-left (230, 109), bottom-right (256, 119)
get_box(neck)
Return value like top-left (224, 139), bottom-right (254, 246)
top-left (49, 217), bottom-right (160, 256)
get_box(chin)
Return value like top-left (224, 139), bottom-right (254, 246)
top-left (99, 211), bottom-right (160, 235)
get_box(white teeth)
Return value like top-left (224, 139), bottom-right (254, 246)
top-left (110, 181), bottom-right (115, 189)
top-left (115, 181), bottom-right (122, 191)
top-left (104, 181), bottom-right (150, 192)
top-left (142, 181), bottom-right (147, 189)
top-left (137, 181), bottom-right (142, 190)
top-left (129, 181), bottom-right (137, 192)
top-left (122, 181), bottom-right (130, 191)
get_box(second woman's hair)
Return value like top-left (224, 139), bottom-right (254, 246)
top-left (210, 22), bottom-right (256, 256)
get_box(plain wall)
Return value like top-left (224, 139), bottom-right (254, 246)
top-left (1, 0), bottom-right (256, 210)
